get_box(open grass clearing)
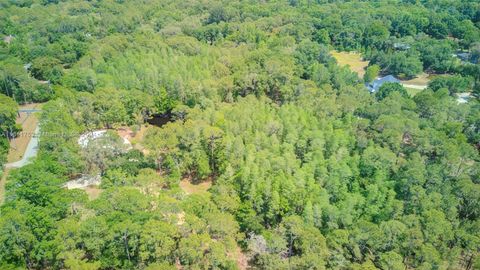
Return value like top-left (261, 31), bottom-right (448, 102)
top-left (330, 50), bottom-right (369, 78)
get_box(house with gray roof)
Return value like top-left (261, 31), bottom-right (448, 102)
top-left (366, 75), bottom-right (401, 93)
top-left (454, 51), bottom-right (479, 64)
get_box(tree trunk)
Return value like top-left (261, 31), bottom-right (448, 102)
top-left (123, 230), bottom-right (131, 262)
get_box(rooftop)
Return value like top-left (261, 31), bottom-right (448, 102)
top-left (366, 75), bottom-right (401, 93)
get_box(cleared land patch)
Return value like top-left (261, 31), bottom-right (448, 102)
top-left (84, 186), bottom-right (103, 200)
top-left (331, 50), bottom-right (369, 77)
top-left (118, 125), bottom-right (154, 154)
top-left (179, 178), bottom-right (212, 194)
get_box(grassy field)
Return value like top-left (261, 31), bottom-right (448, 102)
top-left (330, 50), bottom-right (369, 78)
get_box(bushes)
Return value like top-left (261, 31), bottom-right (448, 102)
top-left (376, 82), bottom-right (409, 100)
top-left (428, 75), bottom-right (473, 94)
top-left (370, 51), bottom-right (423, 78)
top-left (0, 94), bottom-right (18, 166)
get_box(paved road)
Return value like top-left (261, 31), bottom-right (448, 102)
top-left (5, 125), bottom-right (40, 168)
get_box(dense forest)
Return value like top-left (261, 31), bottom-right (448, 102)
top-left (0, 0), bottom-right (479, 269)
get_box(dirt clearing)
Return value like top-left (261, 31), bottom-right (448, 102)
top-left (84, 186), bottom-right (103, 200)
top-left (179, 178), bottom-right (212, 195)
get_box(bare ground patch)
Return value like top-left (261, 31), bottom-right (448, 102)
top-left (117, 125), bottom-right (154, 154)
top-left (234, 246), bottom-right (249, 270)
top-left (179, 178), bottom-right (212, 195)
top-left (84, 186), bottom-right (103, 200)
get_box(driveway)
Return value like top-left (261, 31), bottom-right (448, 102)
top-left (5, 125), bottom-right (40, 168)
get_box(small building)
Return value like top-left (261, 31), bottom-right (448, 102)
top-left (3, 35), bottom-right (14, 44)
top-left (78, 130), bottom-right (132, 149)
top-left (63, 174), bottom-right (101, 189)
top-left (393, 42), bottom-right (411, 50)
top-left (454, 52), bottom-right (478, 64)
top-left (456, 52), bottom-right (470, 61)
top-left (366, 75), bottom-right (401, 93)
top-left (456, 92), bottom-right (472, 104)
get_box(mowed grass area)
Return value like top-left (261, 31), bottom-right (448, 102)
top-left (401, 73), bottom-right (434, 97)
top-left (330, 50), bottom-right (369, 78)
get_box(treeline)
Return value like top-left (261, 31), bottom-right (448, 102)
top-left (2, 0), bottom-right (480, 104)
top-left (0, 94), bottom-right (18, 169)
